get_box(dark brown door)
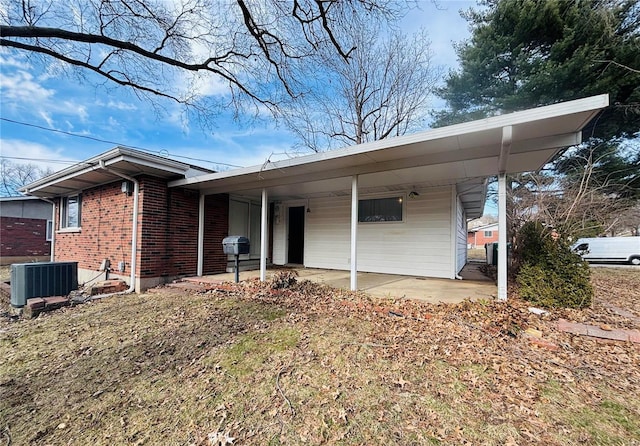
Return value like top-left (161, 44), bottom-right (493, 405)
top-left (288, 206), bottom-right (305, 264)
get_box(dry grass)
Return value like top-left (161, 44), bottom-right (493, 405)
top-left (467, 248), bottom-right (487, 261)
top-left (1, 268), bottom-right (639, 445)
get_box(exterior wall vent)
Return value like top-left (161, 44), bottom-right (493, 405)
top-left (10, 262), bottom-right (78, 308)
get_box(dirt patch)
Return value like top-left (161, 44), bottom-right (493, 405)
top-left (1, 270), bottom-right (638, 445)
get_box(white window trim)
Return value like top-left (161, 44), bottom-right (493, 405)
top-left (357, 193), bottom-right (406, 224)
top-left (57, 227), bottom-right (82, 234)
top-left (60, 194), bottom-right (82, 230)
top-left (46, 220), bottom-right (53, 241)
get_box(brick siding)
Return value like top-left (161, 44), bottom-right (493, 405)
top-left (54, 182), bottom-right (133, 271)
top-left (203, 194), bottom-right (229, 274)
top-left (467, 229), bottom-right (499, 248)
top-left (54, 176), bottom-right (229, 282)
top-left (0, 216), bottom-right (51, 257)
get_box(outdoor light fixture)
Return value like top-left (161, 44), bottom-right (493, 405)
top-left (408, 190), bottom-right (420, 198)
top-left (121, 181), bottom-right (132, 196)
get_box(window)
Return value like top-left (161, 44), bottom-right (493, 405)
top-left (484, 230), bottom-right (493, 237)
top-left (46, 220), bottom-right (53, 241)
top-left (358, 196), bottom-right (403, 222)
top-left (61, 195), bottom-right (82, 228)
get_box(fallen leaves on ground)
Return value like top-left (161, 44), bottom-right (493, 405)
top-left (0, 267), bottom-right (638, 445)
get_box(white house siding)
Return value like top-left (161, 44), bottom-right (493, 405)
top-left (272, 200), bottom-right (309, 265)
top-left (273, 187), bottom-right (453, 278)
top-left (228, 197), bottom-right (262, 265)
top-left (455, 194), bottom-right (467, 274)
top-left (272, 204), bottom-right (286, 265)
top-left (304, 196), bottom-right (351, 270)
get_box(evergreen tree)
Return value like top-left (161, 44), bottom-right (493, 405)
top-left (437, 0), bottom-right (640, 235)
top-left (433, 0), bottom-right (639, 141)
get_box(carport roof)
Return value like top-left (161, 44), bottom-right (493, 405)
top-left (168, 95), bottom-right (609, 217)
top-left (20, 95), bottom-right (608, 219)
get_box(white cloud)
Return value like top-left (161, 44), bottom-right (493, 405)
top-left (0, 70), bottom-right (54, 103)
top-left (166, 106), bottom-right (190, 134)
top-left (0, 53), bottom-right (31, 70)
top-left (184, 70), bottom-right (230, 98)
top-left (95, 99), bottom-right (138, 111)
top-left (0, 139), bottom-right (80, 172)
top-left (1, 67), bottom-right (92, 126)
top-left (38, 110), bottom-right (54, 128)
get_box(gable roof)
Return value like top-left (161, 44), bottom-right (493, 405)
top-left (20, 147), bottom-right (213, 198)
top-left (169, 94), bottom-right (609, 218)
top-left (468, 223), bottom-right (499, 233)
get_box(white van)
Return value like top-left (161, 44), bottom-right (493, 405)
top-left (572, 237), bottom-right (640, 265)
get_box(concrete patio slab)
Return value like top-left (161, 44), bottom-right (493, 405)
top-left (184, 263), bottom-right (497, 304)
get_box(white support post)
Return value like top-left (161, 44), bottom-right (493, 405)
top-left (450, 185), bottom-right (458, 279)
top-left (497, 172), bottom-right (508, 301)
top-left (260, 188), bottom-right (268, 282)
top-left (197, 194), bottom-right (205, 277)
top-left (350, 175), bottom-right (358, 291)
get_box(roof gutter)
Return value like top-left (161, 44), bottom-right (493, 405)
top-left (97, 160), bottom-right (139, 294)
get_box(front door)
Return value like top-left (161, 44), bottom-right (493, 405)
top-left (288, 206), bottom-right (305, 264)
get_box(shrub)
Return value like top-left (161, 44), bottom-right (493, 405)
top-left (515, 221), bottom-right (593, 308)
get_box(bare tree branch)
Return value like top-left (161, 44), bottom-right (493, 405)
top-left (1, 0), bottom-right (407, 120)
top-left (280, 24), bottom-right (439, 152)
top-left (594, 59), bottom-right (640, 74)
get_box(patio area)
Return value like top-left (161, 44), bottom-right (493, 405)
top-left (182, 261), bottom-right (496, 304)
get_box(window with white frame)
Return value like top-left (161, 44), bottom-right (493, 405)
top-left (484, 230), bottom-right (493, 237)
top-left (46, 220), bottom-right (53, 241)
top-left (61, 195), bottom-right (82, 228)
top-left (358, 196), bottom-right (403, 222)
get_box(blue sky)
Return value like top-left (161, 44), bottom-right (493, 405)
top-left (0, 1), bottom-right (475, 175)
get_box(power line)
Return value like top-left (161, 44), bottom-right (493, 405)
top-left (0, 155), bottom-right (83, 165)
top-left (0, 117), bottom-right (244, 168)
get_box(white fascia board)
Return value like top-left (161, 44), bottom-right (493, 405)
top-left (23, 163), bottom-right (103, 194)
top-left (103, 154), bottom-right (188, 175)
top-left (21, 146), bottom-right (193, 194)
top-left (0, 195), bottom-right (43, 202)
top-left (171, 94), bottom-right (608, 189)
top-left (469, 223), bottom-right (499, 233)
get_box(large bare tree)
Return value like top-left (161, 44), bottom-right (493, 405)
top-left (0, 0), bottom-right (405, 118)
top-left (281, 22), bottom-right (439, 152)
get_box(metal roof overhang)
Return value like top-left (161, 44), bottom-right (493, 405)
top-left (169, 95), bottom-right (609, 218)
top-left (21, 147), bottom-right (195, 198)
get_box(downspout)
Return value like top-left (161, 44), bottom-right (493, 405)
top-left (22, 189), bottom-right (56, 262)
top-left (98, 160), bottom-right (139, 294)
top-left (41, 197), bottom-right (56, 262)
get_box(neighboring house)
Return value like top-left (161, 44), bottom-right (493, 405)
top-left (467, 223), bottom-right (499, 248)
top-left (20, 95), bottom-right (609, 300)
top-left (0, 196), bottom-right (53, 265)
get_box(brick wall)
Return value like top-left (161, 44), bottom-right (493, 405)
top-left (54, 182), bottom-right (134, 271)
top-left (203, 194), bottom-right (229, 274)
top-left (0, 216), bottom-right (51, 257)
top-left (138, 177), bottom-right (199, 278)
top-left (467, 229), bottom-right (499, 248)
top-left (138, 177), bottom-right (229, 278)
top-left (53, 177), bottom-right (229, 283)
